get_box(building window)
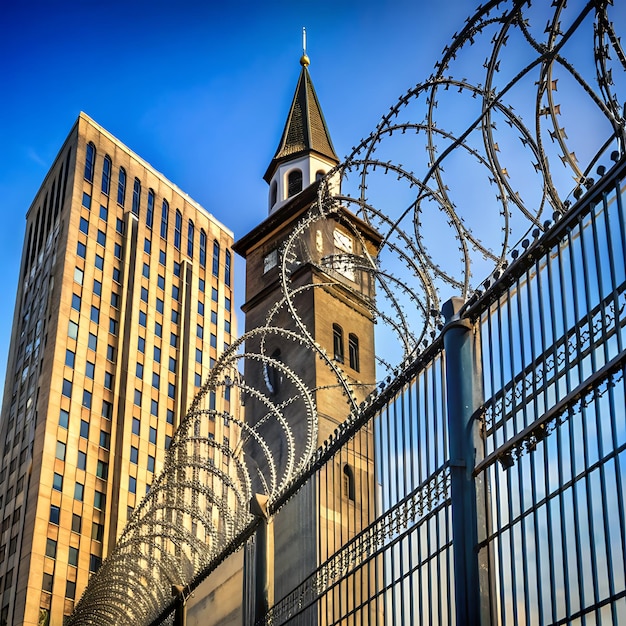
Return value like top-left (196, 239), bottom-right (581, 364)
top-left (187, 220), bottom-right (194, 257)
top-left (99, 431), bottom-right (110, 449)
top-left (104, 371), bottom-right (113, 389)
top-left (149, 427), bottom-right (157, 444)
top-left (102, 400), bottom-right (113, 419)
top-left (55, 441), bottom-right (66, 461)
top-left (79, 216), bottom-right (89, 234)
top-left (82, 192), bottom-right (91, 209)
top-left (333, 324), bottom-right (344, 363)
top-left (159, 249), bottom-right (166, 265)
top-left (212, 240), bottom-right (220, 276)
top-left (74, 266), bottom-right (84, 285)
top-left (95, 254), bottom-right (104, 270)
top-left (129, 476), bottom-right (137, 494)
top-left (84, 142), bottom-right (95, 181)
top-left (43, 572), bottom-right (54, 593)
top-left (199, 230), bottom-right (207, 267)
top-left (117, 167), bottom-right (126, 206)
top-left (92, 522), bottom-right (104, 542)
top-left (74, 482), bottom-right (84, 502)
top-left (68, 546), bottom-right (79, 567)
top-left (80, 420), bottom-right (89, 438)
top-left (77, 241), bottom-right (87, 259)
top-left (343, 464), bottom-right (355, 501)
top-left (100, 204), bottom-right (108, 221)
top-left (101, 155), bottom-right (111, 195)
top-left (93, 279), bottom-right (102, 297)
top-left (287, 169), bottom-right (303, 197)
top-left (348, 333), bottom-right (360, 372)
top-left (90, 306), bottom-right (100, 323)
top-left (71, 513), bottom-right (82, 533)
top-left (83, 390), bottom-right (92, 410)
top-left (77, 450), bottom-right (87, 470)
top-left (53, 473), bottom-right (63, 491)
top-left (62, 378), bottom-right (72, 398)
top-left (97, 230), bottom-right (106, 246)
top-left (160, 200), bottom-right (169, 239)
top-left (147, 189), bottom-right (154, 228)
top-left (174, 210), bottom-right (182, 250)
top-left (59, 409), bottom-right (69, 429)
top-left (45, 538), bottom-right (57, 559)
top-left (87, 332), bottom-right (97, 351)
top-left (130, 446), bottom-right (138, 464)
top-left (225, 250), bottom-right (231, 286)
top-left (270, 180), bottom-right (277, 207)
top-left (132, 418), bottom-right (140, 435)
top-left (65, 349), bottom-right (75, 368)
top-left (66, 580), bottom-right (76, 600)
top-left (94, 490), bottom-right (106, 510)
top-left (96, 460), bottom-right (108, 480)
top-left (71, 293), bottom-right (81, 311)
top-left (132, 178), bottom-right (141, 216)
top-left (147, 455), bottom-right (155, 473)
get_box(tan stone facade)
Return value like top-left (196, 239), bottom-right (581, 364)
top-left (0, 113), bottom-right (235, 626)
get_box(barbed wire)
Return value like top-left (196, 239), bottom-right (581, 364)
top-left (68, 2), bottom-right (625, 624)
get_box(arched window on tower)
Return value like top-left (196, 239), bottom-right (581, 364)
top-left (160, 200), bottom-right (169, 239)
top-left (343, 464), bottom-right (355, 502)
top-left (117, 168), bottom-right (126, 206)
top-left (270, 180), bottom-right (278, 208)
top-left (316, 170), bottom-right (325, 182)
top-left (287, 169), bottom-right (303, 198)
top-left (84, 142), bottom-right (96, 182)
top-left (101, 155), bottom-right (111, 195)
top-left (212, 240), bottom-right (220, 277)
top-left (132, 178), bottom-right (141, 216)
top-left (225, 250), bottom-right (231, 287)
top-left (348, 333), bottom-right (360, 372)
top-left (174, 210), bottom-right (182, 250)
top-left (333, 324), bottom-right (344, 363)
top-left (146, 190), bottom-right (154, 228)
top-left (199, 230), bottom-right (207, 268)
top-left (187, 220), bottom-right (194, 258)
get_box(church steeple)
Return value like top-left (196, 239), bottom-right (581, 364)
top-left (265, 44), bottom-right (340, 214)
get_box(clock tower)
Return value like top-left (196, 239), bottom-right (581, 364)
top-left (233, 52), bottom-right (381, 623)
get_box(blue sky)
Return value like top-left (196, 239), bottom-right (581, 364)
top-left (1, 1), bottom-right (624, 384)
top-left (0, 0), bottom-right (472, 382)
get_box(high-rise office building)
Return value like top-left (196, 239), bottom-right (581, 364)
top-left (0, 112), bottom-right (235, 626)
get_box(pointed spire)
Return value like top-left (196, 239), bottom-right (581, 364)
top-left (263, 49), bottom-right (339, 184)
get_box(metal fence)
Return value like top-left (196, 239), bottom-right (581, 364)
top-left (260, 158), bottom-right (626, 625)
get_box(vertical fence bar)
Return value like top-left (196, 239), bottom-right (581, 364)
top-left (442, 297), bottom-right (489, 626)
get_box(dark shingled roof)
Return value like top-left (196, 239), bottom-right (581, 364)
top-left (264, 64), bottom-right (339, 183)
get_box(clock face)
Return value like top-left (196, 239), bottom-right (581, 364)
top-left (333, 229), bottom-right (355, 281)
top-left (333, 229), bottom-right (353, 253)
top-left (263, 249), bottom-right (278, 274)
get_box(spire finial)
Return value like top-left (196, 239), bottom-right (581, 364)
top-left (300, 27), bottom-right (310, 67)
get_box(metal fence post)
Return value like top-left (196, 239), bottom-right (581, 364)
top-left (250, 494), bottom-right (274, 625)
top-left (442, 297), bottom-right (490, 625)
